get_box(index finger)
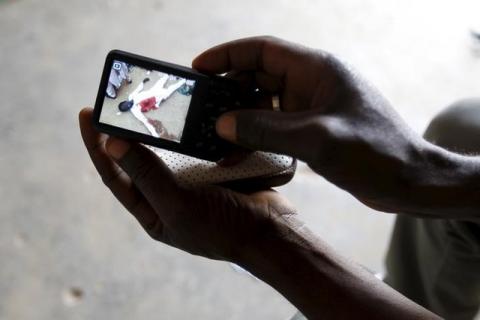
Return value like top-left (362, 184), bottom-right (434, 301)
top-left (192, 36), bottom-right (311, 79)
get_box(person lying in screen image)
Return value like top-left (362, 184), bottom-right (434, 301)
top-left (117, 73), bottom-right (186, 138)
top-left (81, 36), bottom-right (480, 320)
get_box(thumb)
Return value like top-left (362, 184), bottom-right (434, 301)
top-left (216, 110), bottom-right (319, 160)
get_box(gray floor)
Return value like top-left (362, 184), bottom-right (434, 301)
top-left (1, 0), bottom-right (479, 319)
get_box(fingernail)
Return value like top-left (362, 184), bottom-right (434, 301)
top-left (106, 138), bottom-right (131, 160)
top-left (216, 113), bottom-right (236, 141)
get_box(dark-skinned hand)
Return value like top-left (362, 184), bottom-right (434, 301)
top-left (194, 36), bottom-right (452, 216)
top-left (79, 108), bottom-right (298, 262)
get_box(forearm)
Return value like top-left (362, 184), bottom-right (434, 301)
top-left (238, 226), bottom-right (440, 320)
top-left (405, 141), bottom-right (480, 219)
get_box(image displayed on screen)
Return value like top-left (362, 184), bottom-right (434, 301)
top-left (99, 60), bottom-right (196, 143)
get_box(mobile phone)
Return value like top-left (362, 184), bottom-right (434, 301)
top-left (92, 50), bottom-right (250, 162)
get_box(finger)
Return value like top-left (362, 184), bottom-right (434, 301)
top-left (215, 109), bottom-right (325, 161)
top-left (79, 108), bottom-right (161, 234)
top-left (222, 72), bottom-right (279, 112)
top-left (252, 90), bottom-right (281, 110)
top-left (224, 70), bottom-right (253, 86)
top-left (255, 71), bottom-right (283, 93)
top-left (105, 137), bottom-right (182, 224)
top-left (193, 36), bottom-right (326, 112)
top-left (192, 36), bottom-right (310, 79)
top-left (79, 108), bottom-right (117, 180)
top-left (224, 70), bottom-right (283, 94)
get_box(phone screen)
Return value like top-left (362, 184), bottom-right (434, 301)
top-left (99, 59), bottom-right (196, 143)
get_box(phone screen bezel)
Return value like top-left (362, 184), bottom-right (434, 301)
top-left (93, 50), bottom-right (211, 158)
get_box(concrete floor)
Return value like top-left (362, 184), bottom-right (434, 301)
top-left (0, 0), bottom-right (479, 319)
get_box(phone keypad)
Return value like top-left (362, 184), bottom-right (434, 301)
top-left (194, 79), bottom-right (243, 156)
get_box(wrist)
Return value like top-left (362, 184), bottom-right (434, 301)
top-left (235, 213), bottom-right (316, 267)
top-left (404, 140), bottom-right (480, 218)
top-left (235, 215), bottom-right (439, 319)
top-left (236, 223), bottom-right (336, 317)
top-left (237, 220), bottom-right (323, 270)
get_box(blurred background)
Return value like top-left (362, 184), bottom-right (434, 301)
top-left (1, 0), bottom-right (479, 319)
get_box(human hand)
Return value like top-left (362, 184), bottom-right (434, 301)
top-left (193, 36), bottom-right (438, 214)
top-left (79, 108), bottom-right (298, 262)
top-left (79, 107), bottom-right (442, 319)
